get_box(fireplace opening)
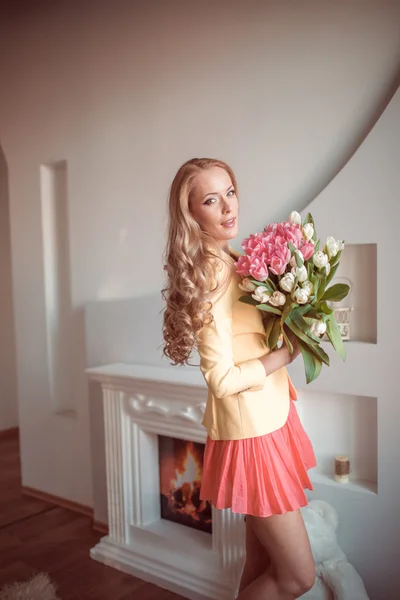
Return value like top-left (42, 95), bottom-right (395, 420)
top-left (158, 436), bottom-right (212, 534)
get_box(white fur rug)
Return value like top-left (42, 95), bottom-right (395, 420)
top-left (0, 574), bottom-right (60, 600)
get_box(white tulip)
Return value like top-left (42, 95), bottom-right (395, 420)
top-left (302, 223), bottom-right (314, 241)
top-left (291, 265), bottom-right (308, 282)
top-left (269, 291), bottom-right (287, 307)
top-left (252, 285), bottom-right (271, 304)
top-left (292, 288), bottom-right (309, 304)
top-left (239, 278), bottom-right (257, 292)
top-left (313, 250), bottom-right (329, 269)
top-left (325, 236), bottom-right (339, 259)
top-left (302, 280), bottom-right (314, 296)
top-left (337, 240), bottom-right (345, 251)
top-left (325, 263), bottom-right (331, 276)
top-left (288, 211), bottom-right (301, 225)
top-left (279, 272), bottom-right (295, 293)
top-left (310, 320), bottom-right (327, 337)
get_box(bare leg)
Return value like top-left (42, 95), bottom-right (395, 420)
top-left (236, 509), bottom-right (315, 600)
top-left (237, 516), bottom-right (271, 594)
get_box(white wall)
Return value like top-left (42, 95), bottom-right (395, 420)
top-left (0, 0), bottom-right (399, 593)
top-left (0, 146), bottom-right (18, 431)
top-left (84, 89), bottom-right (400, 600)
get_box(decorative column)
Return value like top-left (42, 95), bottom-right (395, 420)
top-left (103, 387), bottom-right (129, 545)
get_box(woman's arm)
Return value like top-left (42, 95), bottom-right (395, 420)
top-left (196, 266), bottom-right (301, 397)
top-left (258, 328), bottom-right (300, 376)
top-left (196, 266), bottom-right (268, 398)
top-left (258, 346), bottom-right (293, 377)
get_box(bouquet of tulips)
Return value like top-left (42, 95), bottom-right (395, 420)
top-left (235, 211), bottom-right (349, 383)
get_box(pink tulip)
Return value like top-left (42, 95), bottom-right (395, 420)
top-left (236, 255), bottom-right (251, 277)
top-left (242, 233), bottom-right (263, 256)
top-left (269, 254), bottom-right (287, 275)
top-left (284, 225), bottom-right (303, 248)
top-left (249, 257), bottom-right (269, 282)
top-left (300, 241), bottom-right (315, 261)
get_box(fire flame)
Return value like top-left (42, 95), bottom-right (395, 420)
top-left (166, 441), bottom-right (210, 523)
top-left (172, 443), bottom-right (202, 489)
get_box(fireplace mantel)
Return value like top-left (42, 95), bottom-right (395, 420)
top-left (86, 362), bottom-right (245, 600)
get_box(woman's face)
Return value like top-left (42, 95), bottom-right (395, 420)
top-left (189, 166), bottom-right (239, 249)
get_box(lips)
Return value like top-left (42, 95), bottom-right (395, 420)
top-left (221, 217), bottom-right (236, 228)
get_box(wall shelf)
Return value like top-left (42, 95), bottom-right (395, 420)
top-left (310, 472), bottom-right (377, 496)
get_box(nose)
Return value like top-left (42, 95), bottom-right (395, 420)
top-left (222, 201), bottom-right (232, 214)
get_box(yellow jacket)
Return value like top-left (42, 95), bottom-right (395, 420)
top-left (196, 250), bottom-right (296, 441)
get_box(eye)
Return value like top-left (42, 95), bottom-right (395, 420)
top-left (204, 197), bottom-right (216, 205)
top-left (227, 189), bottom-right (235, 197)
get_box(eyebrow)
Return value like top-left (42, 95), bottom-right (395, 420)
top-left (203, 184), bottom-right (234, 201)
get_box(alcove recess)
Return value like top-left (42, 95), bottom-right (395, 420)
top-left (40, 159), bottom-right (75, 415)
top-left (296, 390), bottom-right (377, 495)
top-left (325, 242), bottom-right (377, 345)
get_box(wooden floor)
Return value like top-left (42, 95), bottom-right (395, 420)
top-left (0, 433), bottom-right (186, 599)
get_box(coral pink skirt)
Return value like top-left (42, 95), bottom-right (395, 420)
top-left (200, 401), bottom-right (316, 517)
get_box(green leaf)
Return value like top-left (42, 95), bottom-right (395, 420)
top-left (249, 278), bottom-right (268, 287)
top-left (290, 309), bottom-right (321, 343)
top-left (294, 303), bottom-right (312, 317)
top-left (307, 262), bottom-right (313, 280)
top-left (285, 316), bottom-right (316, 348)
top-left (310, 340), bottom-right (330, 366)
top-left (264, 315), bottom-right (276, 342)
top-left (312, 276), bottom-right (320, 302)
top-left (321, 283), bottom-right (350, 303)
top-left (281, 299), bottom-right (298, 325)
top-left (239, 295), bottom-right (259, 306)
top-left (256, 303), bottom-right (282, 316)
top-left (299, 340), bottom-right (323, 383)
top-left (302, 343), bottom-right (323, 382)
top-left (268, 317), bottom-right (282, 350)
top-left (304, 308), bottom-right (324, 319)
top-left (314, 301), bottom-right (333, 315)
top-left (267, 277), bottom-right (277, 291)
top-left (326, 314), bottom-right (346, 360)
top-left (313, 354), bottom-right (323, 380)
top-left (316, 272), bottom-right (327, 302)
top-left (249, 278), bottom-right (275, 293)
top-left (314, 239), bottom-right (321, 252)
top-left (286, 316), bottom-right (330, 366)
top-left (282, 329), bottom-right (293, 354)
top-left (295, 251), bottom-right (304, 267)
top-left (330, 248), bottom-right (343, 268)
top-left (288, 242), bottom-right (297, 255)
top-left (326, 262), bottom-right (339, 286)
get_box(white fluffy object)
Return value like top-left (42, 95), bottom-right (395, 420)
top-left (300, 500), bottom-right (370, 600)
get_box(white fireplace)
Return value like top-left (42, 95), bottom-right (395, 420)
top-left (86, 363), bottom-right (246, 600)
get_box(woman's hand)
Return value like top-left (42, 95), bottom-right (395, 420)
top-left (258, 327), bottom-right (301, 376)
top-left (283, 326), bottom-right (301, 363)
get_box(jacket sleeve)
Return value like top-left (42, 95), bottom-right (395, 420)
top-left (195, 273), bottom-right (267, 399)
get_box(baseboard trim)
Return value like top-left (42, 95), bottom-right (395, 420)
top-left (22, 486), bottom-right (93, 518)
top-left (21, 485), bottom-right (109, 534)
top-left (92, 520), bottom-right (109, 535)
top-left (0, 426), bottom-right (19, 440)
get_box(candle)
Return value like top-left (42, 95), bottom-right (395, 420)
top-left (334, 455), bottom-right (350, 484)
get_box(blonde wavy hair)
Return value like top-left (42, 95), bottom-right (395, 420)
top-left (162, 158), bottom-right (238, 366)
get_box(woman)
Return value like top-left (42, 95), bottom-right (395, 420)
top-left (162, 158), bottom-right (316, 599)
